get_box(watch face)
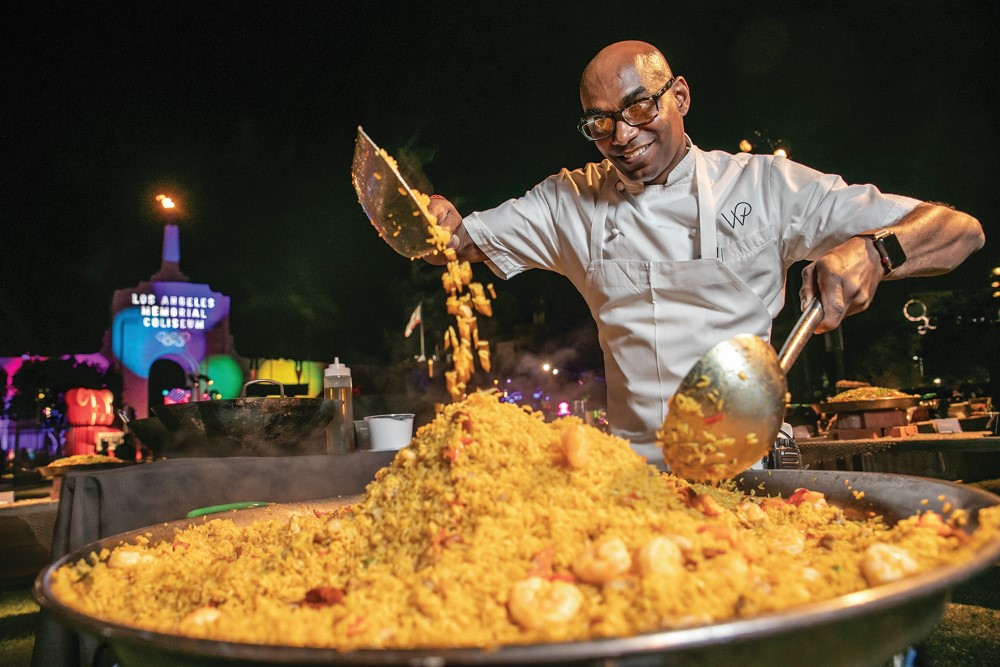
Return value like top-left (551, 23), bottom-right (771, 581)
top-left (875, 232), bottom-right (906, 272)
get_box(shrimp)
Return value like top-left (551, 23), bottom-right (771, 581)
top-left (107, 549), bottom-right (154, 569)
top-left (507, 576), bottom-right (583, 630)
top-left (770, 525), bottom-right (806, 555)
top-left (180, 606), bottom-right (221, 628)
top-left (709, 551), bottom-right (749, 579)
top-left (287, 513), bottom-right (308, 534)
top-left (572, 536), bottom-right (631, 584)
top-left (861, 542), bottom-right (918, 586)
top-left (693, 493), bottom-right (723, 517)
top-left (326, 517), bottom-right (359, 540)
top-left (735, 500), bottom-right (767, 525)
top-left (787, 488), bottom-right (827, 509)
top-left (915, 510), bottom-right (966, 541)
top-left (637, 536), bottom-right (684, 577)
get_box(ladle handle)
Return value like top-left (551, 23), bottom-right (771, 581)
top-left (777, 298), bottom-right (824, 373)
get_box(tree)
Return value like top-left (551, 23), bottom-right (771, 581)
top-left (6, 357), bottom-right (121, 423)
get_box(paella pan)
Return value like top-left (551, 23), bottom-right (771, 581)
top-left (35, 393), bottom-right (1000, 666)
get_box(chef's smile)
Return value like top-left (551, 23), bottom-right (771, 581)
top-left (621, 142), bottom-right (651, 161)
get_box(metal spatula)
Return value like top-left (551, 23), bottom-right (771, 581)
top-left (350, 126), bottom-right (438, 259)
top-left (658, 298), bottom-right (824, 481)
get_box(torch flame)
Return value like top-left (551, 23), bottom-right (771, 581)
top-left (155, 194), bottom-right (176, 209)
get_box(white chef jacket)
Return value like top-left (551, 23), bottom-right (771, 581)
top-left (463, 140), bottom-right (919, 457)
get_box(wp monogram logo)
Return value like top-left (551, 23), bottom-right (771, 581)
top-left (721, 202), bottom-right (752, 229)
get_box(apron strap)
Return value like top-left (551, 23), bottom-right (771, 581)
top-left (589, 163), bottom-right (617, 259)
top-left (693, 149), bottom-right (717, 259)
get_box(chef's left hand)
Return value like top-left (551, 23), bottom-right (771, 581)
top-left (799, 236), bottom-right (883, 333)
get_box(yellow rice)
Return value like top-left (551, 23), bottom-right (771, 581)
top-left (50, 392), bottom-right (1000, 650)
top-left (48, 454), bottom-right (124, 467)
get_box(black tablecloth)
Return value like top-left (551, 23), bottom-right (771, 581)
top-left (798, 435), bottom-right (1000, 482)
top-left (31, 451), bottom-right (396, 667)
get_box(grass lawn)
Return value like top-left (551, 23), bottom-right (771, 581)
top-left (0, 586), bottom-right (39, 667)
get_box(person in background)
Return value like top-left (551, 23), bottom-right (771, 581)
top-left (115, 404), bottom-right (139, 461)
top-left (427, 40), bottom-right (984, 461)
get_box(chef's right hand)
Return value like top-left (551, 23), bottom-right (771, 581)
top-left (425, 196), bottom-right (485, 265)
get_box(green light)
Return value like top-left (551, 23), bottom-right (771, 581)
top-left (199, 354), bottom-right (243, 399)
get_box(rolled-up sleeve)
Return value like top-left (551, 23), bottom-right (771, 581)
top-left (463, 165), bottom-right (602, 280)
top-left (769, 157), bottom-right (920, 263)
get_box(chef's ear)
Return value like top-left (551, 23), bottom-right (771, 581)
top-left (672, 76), bottom-right (690, 116)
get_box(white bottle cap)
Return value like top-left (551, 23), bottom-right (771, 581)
top-left (325, 357), bottom-right (351, 378)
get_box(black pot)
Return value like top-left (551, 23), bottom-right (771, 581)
top-left (149, 380), bottom-right (337, 457)
top-left (123, 415), bottom-right (170, 453)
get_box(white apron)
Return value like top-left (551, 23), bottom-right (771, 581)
top-left (583, 151), bottom-right (774, 460)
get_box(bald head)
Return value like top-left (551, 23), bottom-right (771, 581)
top-left (580, 41), bottom-right (673, 100)
top-left (577, 41), bottom-right (690, 185)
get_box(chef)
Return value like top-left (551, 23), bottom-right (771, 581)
top-left (427, 40), bottom-right (984, 461)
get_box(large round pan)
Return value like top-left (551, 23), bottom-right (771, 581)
top-left (34, 470), bottom-right (1000, 666)
top-left (150, 380), bottom-right (337, 457)
top-left (818, 396), bottom-right (921, 413)
top-left (37, 461), bottom-right (132, 478)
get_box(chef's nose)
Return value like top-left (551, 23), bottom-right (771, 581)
top-left (612, 118), bottom-right (639, 146)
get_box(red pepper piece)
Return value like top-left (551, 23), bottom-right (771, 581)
top-left (302, 586), bottom-right (345, 607)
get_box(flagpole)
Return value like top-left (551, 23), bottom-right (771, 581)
top-left (418, 320), bottom-right (426, 361)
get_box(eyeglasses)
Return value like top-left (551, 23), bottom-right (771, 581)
top-left (577, 77), bottom-right (677, 141)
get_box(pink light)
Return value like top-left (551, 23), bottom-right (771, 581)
top-left (163, 388), bottom-right (192, 404)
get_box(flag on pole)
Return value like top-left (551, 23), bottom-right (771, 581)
top-left (404, 303), bottom-right (422, 338)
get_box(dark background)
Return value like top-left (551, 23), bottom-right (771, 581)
top-left (2, 0), bottom-right (997, 396)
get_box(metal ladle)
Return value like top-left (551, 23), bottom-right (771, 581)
top-left (657, 298), bottom-right (824, 481)
top-left (350, 126), bottom-right (440, 259)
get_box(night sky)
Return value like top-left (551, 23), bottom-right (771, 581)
top-left (3, 1), bottom-right (997, 381)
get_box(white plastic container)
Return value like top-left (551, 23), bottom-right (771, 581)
top-left (323, 358), bottom-right (355, 453)
top-left (364, 414), bottom-right (414, 450)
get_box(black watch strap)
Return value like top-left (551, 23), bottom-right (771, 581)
top-left (856, 230), bottom-right (906, 275)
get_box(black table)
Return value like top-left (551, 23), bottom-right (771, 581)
top-left (798, 433), bottom-right (1000, 483)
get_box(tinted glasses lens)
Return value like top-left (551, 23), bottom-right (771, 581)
top-left (581, 116), bottom-right (614, 140)
top-left (621, 99), bottom-right (658, 125)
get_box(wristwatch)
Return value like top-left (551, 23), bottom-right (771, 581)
top-left (855, 230), bottom-right (906, 275)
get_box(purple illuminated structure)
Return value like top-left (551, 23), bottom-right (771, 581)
top-left (106, 222), bottom-right (236, 418)
top-left (1, 220), bottom-right (328, 459)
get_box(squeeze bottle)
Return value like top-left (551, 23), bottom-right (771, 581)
top-left (324, 358), bottom-right (355, 453)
